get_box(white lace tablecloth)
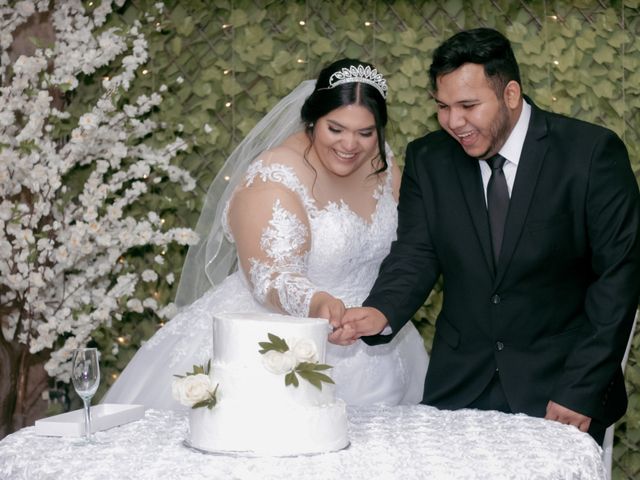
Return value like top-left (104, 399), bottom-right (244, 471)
top-left (0, 405), bottom-right (605, 480)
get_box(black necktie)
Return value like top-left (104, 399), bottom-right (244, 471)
top-left (486, 154), bottom-right (509, 267)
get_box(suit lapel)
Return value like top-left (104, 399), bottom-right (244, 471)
top-left (453, 149), bottom-right (495, 275)
top-left (495, 103), bottom-right (549, 285)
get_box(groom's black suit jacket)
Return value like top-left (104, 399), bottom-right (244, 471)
top-left (363, 100), bottom-right (640, 427)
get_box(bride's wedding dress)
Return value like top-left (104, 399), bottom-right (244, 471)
top-left (103, 154), bottom-right (429, 409)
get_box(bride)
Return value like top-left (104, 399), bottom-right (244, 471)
top-left (103, 58), bottom-right (429, 409)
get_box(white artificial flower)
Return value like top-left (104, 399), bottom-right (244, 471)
top-left (170, 227), bottom-right (199, 245)
top-left (1, 32), bottom-right (13, 49)
top-left (142, 297), bottom-right (158, 310)
top-left (15, 1), bottom-right (35, 17)
top-left (126, 298), bottom-right (144, 313)
top-left (203, 123), bottom-right (212, 134)
top-left (111, 142), bottom-right (128, 159)
top-left (0, 239), bottom-right (12, 257)
top-left (141, 269), bottom-right (158, 282)
top-left (123, 104), bottom-right (137, 117)
top-left (0, 110), bottom-right (15, 127)
top-left (166, 272), bottom-right (174, 284)
top-left (154, 254), bottom-right (165, 265)
top-left (106, 205), bottom-right (122, 221)
top-left (0, 201), bottom-right (13, 221)
top-left (157, 302), bottom-right (177, 319)
top-left (290, 338), bottom-right (318, 364)
top-left (172, 374), bottom-right (214, 407)
top-left (262, 350), bottom-right (297, 375)
top-left (79, 113), bottom-right (98, 130)
top-left (54, 246), bottom-right (69, 263)
top-left (29, 272), bottom-right (46, 289)
top-left (110, 274), bottom-right (137, 298)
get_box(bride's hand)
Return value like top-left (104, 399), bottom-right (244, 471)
top-left (309, 291), bottom-right (346, 330)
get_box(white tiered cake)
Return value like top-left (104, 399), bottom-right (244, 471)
top-left (187, 312), bottom-right (349, 456)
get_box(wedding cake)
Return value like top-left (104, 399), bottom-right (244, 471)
top-left (182, 312), bottom-right (349, 456)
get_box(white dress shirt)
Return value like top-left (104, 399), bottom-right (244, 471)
top-left (479, 100), bottom-right (532, 204)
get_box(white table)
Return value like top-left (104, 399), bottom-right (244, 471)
top-left (0, 405), bottom-right (605, 479)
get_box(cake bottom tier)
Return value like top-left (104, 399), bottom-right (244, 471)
top-left (188, 399), bottom-right (348, 456)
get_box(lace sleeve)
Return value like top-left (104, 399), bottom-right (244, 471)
top-left (226, 169), bottom-right (317, 317)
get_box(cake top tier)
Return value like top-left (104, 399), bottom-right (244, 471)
top-left (212, 313), bottom-right (331, 367)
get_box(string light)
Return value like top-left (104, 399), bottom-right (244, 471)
top-left (553, 60), bottom-right (560, 66)
top-left (153, 291), bottom-right (160, 299)
top-left (224, 175), bottom-right (230, 181)
top-left (299, 20), bottom-right (306, 26)
top-left (111, 373), bottom-right (119, 380)
top-left (222, 24), bottom-right (232, 29)
top-left (296, 58), bottom-right (306, 64)
top-left (142, 69), bottom-right (149, 75)
top-left (223, 69), bottom-right (231, 75)
top-left (117, 336), bottom-right (127, 345)
top-left (160, 218), bottom-right (165, 225)
top-left (229, 0), bottom-right (237, 146)
top-left (364, 21), bottom-right (372, 27)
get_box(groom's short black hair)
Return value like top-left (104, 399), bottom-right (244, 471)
top-left (429, 28), bottom-right (521, 97)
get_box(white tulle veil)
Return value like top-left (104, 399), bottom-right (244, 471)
top-left (175, 80), bottom-right (316, 307)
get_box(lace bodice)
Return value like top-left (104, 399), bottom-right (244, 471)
top-left (224, 158), bottom-right (398, 316)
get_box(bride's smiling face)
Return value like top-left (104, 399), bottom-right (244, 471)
top-left (311, 104), bottom-right (379, 178)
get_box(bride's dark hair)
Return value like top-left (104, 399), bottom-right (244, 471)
top-left (301, 58), bottom-right (388, 175)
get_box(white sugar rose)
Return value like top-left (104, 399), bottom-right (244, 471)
top-left (262, 350), bottom-right (297, 375)
top-left (290, 338), bottom-right (318, 363)
top-left (172, 374), bottom-right (214, 407)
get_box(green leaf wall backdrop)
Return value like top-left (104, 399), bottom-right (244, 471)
top-left (69, 1), bottom-right (640, 477)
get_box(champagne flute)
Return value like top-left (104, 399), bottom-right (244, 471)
top-left (71, 348), bottom-right (100, 443)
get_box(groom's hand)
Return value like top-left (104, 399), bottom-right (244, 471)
top-left (544, 400), bottom-right (591, 433)
top-left (342, 307), bottom-right (389, 337)
top-left (328, 322), bottom-right (357, 346)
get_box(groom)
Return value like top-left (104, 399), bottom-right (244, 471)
top-left (337, 28), bottom-right (640, 444)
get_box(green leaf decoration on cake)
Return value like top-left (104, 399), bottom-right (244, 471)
top-left (259, 333), bottom-right (334, 390)
top-left (174, 359), bottom-right (211, 378)
top-left (258, 333), bottom-right (289, 353)
top-left (285, 371), bottom-right (299, 387)
top-left (191, 383), bottom-right (219, 410)
top-left (295, 362), bottom-right (335, 390)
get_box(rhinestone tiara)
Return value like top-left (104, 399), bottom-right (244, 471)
top-left (324, 64), bottom-right (388, 99)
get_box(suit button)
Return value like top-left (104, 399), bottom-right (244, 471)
top-left (496, 341), bottom-right (504, 351)
top-left (491, 294), bottom-right (501, 304)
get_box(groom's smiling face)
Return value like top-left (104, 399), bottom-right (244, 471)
top-left (433, 63), bottom-right (519, 160)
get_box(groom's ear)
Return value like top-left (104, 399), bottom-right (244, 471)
top-left (503, 80), bottom-right (521, 110)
